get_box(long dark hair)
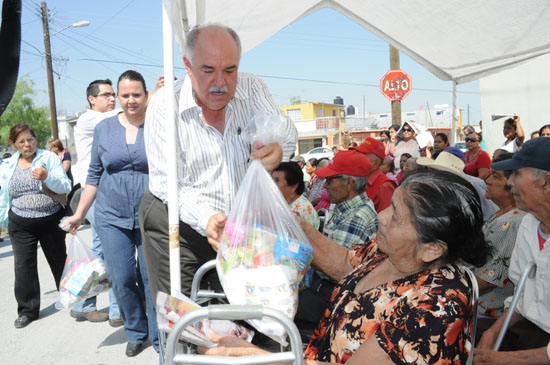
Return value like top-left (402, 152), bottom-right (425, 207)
top-left (400, 171), bottom-right (491, 267)
top-left (118, 70), bottom-right (147, 92)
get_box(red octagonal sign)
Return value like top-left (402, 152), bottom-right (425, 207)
top-left (380, 69), bottom-right (412, 101)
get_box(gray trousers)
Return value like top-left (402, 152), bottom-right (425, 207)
top-left (138, 189), bottom-right (222, 300)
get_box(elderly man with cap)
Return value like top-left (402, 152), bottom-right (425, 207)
top-left (353, 137), bottom-right (396, 212)
top-left (474, 138), bottom-right (550, 364)
top-left (294, 150), bottom-right (379, 326)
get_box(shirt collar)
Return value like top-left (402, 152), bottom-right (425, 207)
top-left (335, 192), bottom-right (368, 213)
top-left (367, 168), bottom-right (382, 185)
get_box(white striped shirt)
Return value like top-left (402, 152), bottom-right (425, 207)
top-left (145, 72), bottom-right (297, 236)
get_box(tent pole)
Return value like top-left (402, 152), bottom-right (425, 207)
top-left (451, 81), bottom-right (457, 145)
top-left (162, 4), bottom-right (181, 296)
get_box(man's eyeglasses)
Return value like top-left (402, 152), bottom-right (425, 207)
top-left (96, 92), bottom-right (116, 99)
top-left (402, 128), bottom-right (413, 132)
top-left (465, 137), bottom-right (479, 142)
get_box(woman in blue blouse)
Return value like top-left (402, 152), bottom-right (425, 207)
top-left (67, 70), bottom-right (158, 357)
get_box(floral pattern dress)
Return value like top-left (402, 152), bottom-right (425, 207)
top-left (476, 208), bottom-right (526, 317)
top-left (290, 194), bottom-right (320, 230)
top-left (304, 240), bottom-right (474, 364)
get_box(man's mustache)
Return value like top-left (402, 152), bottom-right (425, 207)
top-left (209, 85), bottom-right (228, 94)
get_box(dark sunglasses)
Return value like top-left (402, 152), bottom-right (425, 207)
top-left (465, 137), bottom-right (479, 142)
top-left (402, 128), bottom-right (413, 132)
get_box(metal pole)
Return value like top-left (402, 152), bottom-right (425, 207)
top-left (40, 1), bottom-right (58, 139)
top-left (162, 4), bottom-right (181, 296)
top-left (390, 45), bottom-right (401, 126)
top-left (451, 81), bottom-right (457, 145)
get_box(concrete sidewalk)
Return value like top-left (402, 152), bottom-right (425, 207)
top-left (0, 225), bottom-right (159, 365)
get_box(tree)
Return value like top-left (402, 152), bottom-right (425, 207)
top-left (289, 96), bottom-right (302, 105)
top-left (0, 77), bottom-right (51, 148)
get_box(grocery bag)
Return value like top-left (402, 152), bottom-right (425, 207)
top-left (216, 114), bottom-right (313, 344)
top-left (55, 233), bottom-right (110, 309)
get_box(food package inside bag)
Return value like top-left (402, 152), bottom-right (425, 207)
top-left (55, 234), bottom-right (110, 309)
top-left (216, 114), bottom-right (312, 345)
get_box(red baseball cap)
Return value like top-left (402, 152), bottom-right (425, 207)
top-left (315, 150), bottom-right (372, 178)
top-left (352, 137), bottom-right (385, 160)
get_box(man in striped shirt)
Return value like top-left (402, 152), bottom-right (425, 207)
top-left (140, 24), bottom-right (297, 299)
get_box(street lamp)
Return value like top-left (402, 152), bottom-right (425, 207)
top-left (40, 1), bottom-right (90, 139)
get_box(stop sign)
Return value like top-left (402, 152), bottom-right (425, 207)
top-left (380, 69), bottom-right (412, 101)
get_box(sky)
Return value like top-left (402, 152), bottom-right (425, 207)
top-left (13, 0), bottom-right (481, 122)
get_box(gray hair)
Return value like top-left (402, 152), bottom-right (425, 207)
top-left (532, 167), bottom-right (549, 180)
top-left (340, 174), bottom-right (368, 193)
top-left (184, 23), bottom-right (242, 64)
top-left (318, 159), bottom-right (330, 169)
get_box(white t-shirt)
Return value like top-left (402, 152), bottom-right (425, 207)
top-left (500, 137), bottom-right (519, 153)
top-left (73, 109), bottom-right (119, 186)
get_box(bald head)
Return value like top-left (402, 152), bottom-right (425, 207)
top-left (184, 24), bottom-right (241, 65)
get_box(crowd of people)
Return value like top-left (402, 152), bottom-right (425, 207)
top-left (1, 22), bottom-right (550, 364)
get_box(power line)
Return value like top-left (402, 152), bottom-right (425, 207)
top-left (75, 58), bottom-right (479, 95)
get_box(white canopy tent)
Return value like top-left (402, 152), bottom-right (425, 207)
top-left (160, 0), bottom-right (550, 295)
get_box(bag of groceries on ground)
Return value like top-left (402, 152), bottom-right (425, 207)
top-left (216, 114), bottom-right (313, 345)
top-left (55, 233), bottom-right (110, 309)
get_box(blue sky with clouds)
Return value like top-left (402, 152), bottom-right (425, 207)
top-left (15, 0), bottom-right (481, 121)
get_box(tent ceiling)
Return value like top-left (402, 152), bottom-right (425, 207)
top-left (164, 0), bottom-right (550, 84)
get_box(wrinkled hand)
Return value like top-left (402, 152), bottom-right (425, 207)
top-left (474, 349), bottom-right (514, 365)
top-left (65, 214), bottom-right (85, 235)
top-left (475, 328), bottom-right (497, 350)
top-left (197, 335), bottom-right (262, 357)
top-left (250, 141), bottom-right (282, 172)
top-left (206, 213), bottom-right (227, 251)
top-left (32, 166), bottom-right (48, 181)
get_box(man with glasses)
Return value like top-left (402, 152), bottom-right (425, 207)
top-left (391, 122), bottom-right (420, 173)
top-left (70, 79), bottom-right (121, 326)
top-left (295, 150), bottom-right (379, 326)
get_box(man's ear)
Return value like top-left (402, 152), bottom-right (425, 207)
top-left (88, 95), bottom-right (95, 108)
top-left (418, 241), bottom-right (447, 264)
top-left (543, 172), bottom-right (550, 193)
top-left (183, 55), bottom-right (192, 75)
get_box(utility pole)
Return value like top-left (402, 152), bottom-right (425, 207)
top-left (41, 1), bottom-right (58, 139)
top-left (389, 45), bottom-right (401, 126)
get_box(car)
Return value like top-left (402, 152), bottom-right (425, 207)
top-left (454, 142), bottom-right (467, 153)
top-left (300, 147), bottom-right (335, 162)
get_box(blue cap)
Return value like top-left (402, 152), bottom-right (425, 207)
top-left (444, 146), bottom-right (465, 162)
top-left (491, 137), bottom-right (550, 172)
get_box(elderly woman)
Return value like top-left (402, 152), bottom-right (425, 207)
top-left (66, 70), bottom-right (158, 357)
top-left (500, 116), bottom-right (524, 152)
top-left (49, 138), bottom-right (73, 186)
top-left (272, 162), bottom-right (319, 229)
top-left (201, 171), bottom-right (490, 363)
top-left (380, 156), bottom-right (398, 184)
top-left (475, 153), bottom-right (526, 319)
top-left (0, 123), bottom-right (71, 329)
top-left (464, 131), bottom-right (491, 180)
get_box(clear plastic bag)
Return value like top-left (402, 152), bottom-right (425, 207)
top-left (55, 233), bottom-right (110, 309)
top-left (216, 114), bottom-right (312, 344)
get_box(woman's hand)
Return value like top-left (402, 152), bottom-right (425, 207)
top-left (32, 166), bottom-right (48, 181)
top-left (66, 214), bottom-right (85, 235)
top-left (197, 335), bottom-right (265, 357)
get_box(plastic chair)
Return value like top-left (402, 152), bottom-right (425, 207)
top-left (493, 261), bottom-right (537, 351)
top-left (164, 305), bottom-right (304, 365)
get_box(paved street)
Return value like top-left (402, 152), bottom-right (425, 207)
top-left (0, 225), bottom-right (159, 365)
